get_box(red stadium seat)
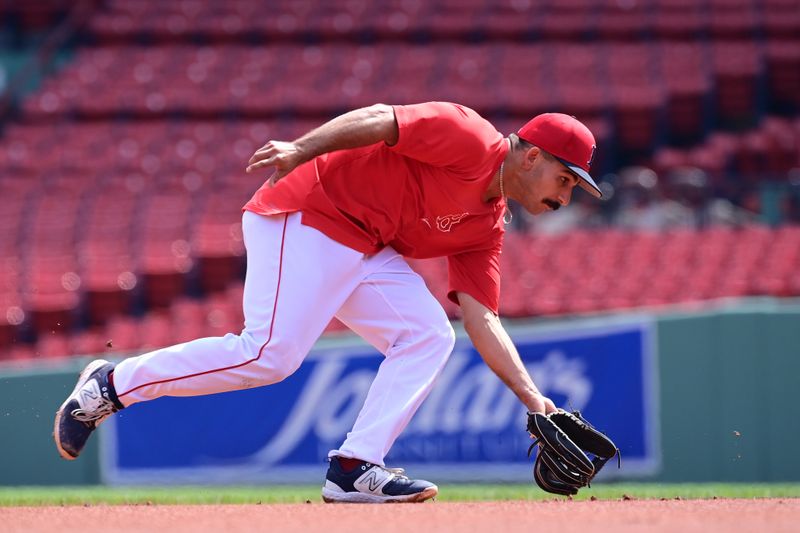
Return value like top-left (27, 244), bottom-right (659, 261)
top-left (711, 41), bottom-right (764, 129)
top-left (0, 290), bottom-right (25, 349)
top-left (612, 84), bottom-right (665, 154)
top-left (708, 0), bottom-right (760, 39)
top-left (104, 316), bottom-right (142, 353)
top-left (652, 0), bottom-right (706, 40)
top-left (70, 328), bottom-right (110, 357)
top-left (539, 11), bottom-right (592, 41)
top-left (596, 4), bottom-right (650, 41)
top-left (659, 42), bottom-right (712, 144)
top-left (763, 7), bottom-right (800, 39)
top-left (35, 332), bottom-right (73, 359)
top-left (764, 40), bottom-right (800, 114)
top-left (138, 310), bottom-right (174, 351)
top-left (81, 260), bottom-right (137, 326)
top-left (3, 0), bottom-right (800, 342)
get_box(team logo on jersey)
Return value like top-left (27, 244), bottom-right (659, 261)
top-left (435, 213), bottom-right (469, 232)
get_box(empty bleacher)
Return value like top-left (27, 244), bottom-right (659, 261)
top-left (0, 0), bottom-right (799, 359)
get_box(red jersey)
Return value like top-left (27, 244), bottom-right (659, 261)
top-left (243, 102), bottom-right (509, 313)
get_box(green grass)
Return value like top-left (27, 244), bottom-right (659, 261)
top-left (1, 484), bottom-right (799, 506)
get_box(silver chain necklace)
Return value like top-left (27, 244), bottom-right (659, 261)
top-left (499, 161), bottom-right (513, 225)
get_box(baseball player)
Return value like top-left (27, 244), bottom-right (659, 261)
top-left (54, 102), bottom-right (601, 503)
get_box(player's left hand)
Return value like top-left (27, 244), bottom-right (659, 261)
top-left (526, 409), bottom-right (620, 495)
top-left (246, 140), bottom-right (306, 186)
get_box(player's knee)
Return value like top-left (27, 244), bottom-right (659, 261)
top-left (438, 322), bottom-right (456, 356)
top-left (234, 331), bottom-right (262, 355)
top-left (422, 321), bottom-right (455, 362)
top-left (261, 352), bottom-right (302, 383)
top-left (233, 331), bottom-right (302, 384)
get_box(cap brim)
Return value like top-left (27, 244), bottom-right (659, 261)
top-left (556, 156), bottom-right (602, 199)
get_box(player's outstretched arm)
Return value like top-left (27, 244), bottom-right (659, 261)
top-left (457, 292), bottom-right (557, 415)
top-left (245, 103), bottom-right (399, 184)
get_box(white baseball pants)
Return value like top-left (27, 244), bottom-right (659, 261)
top-left (112, 211), bottom-right (456, 465)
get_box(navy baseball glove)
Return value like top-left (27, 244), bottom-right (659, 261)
top-left (526, 409), bottom-right (620, 496)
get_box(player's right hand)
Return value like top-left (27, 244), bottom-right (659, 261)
top-left (245, 140), bottom-right (306, 186)
top-left (526, 393), bottom-right (558, 415)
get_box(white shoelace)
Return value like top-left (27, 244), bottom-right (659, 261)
top-left (70, 382), bottom-right (118, 423)
top-left (71, 400), bottom-right (116, 423)
top-left (383, 467), bottom-right (408, 479)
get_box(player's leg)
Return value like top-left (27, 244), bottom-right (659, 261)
top-left (321, 249), bottom-right (455, 503)
top-left (55, 211), bottom-right (364, 460)
top-left (111, 212), bottom-right (365, 403)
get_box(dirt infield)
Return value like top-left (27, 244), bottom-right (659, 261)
top-left (3, 499), bottom-right (798, 533)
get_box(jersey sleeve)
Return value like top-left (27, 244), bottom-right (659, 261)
top-left (389, 102), bottom-right (503, 176)
top-left (446, 243), bottom-right (502, 315)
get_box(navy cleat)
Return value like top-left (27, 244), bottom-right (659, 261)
top-left (321, 456), bottom-right (438, 503)
top-left (54, 359), bottom-right (124, 460)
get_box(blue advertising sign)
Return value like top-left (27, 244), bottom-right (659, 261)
top-left (101, 317), bottom-right (659, 484)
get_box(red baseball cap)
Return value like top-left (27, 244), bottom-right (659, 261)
top-left (517, 113), bottom-right (601, 198)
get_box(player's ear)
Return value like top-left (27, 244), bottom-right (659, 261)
top-left (522, 145), bottom-right (541, 170)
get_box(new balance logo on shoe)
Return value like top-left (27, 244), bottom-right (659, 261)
top-left (321, 457), bottom-right (438, 503)
top-left (358, 468), bottom-right (389, 493)
top-left (78, 382), bottom-right (100, 404)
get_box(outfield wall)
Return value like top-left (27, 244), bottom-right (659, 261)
top-left (1, 363), bottom-right (102, 485)
top-left (657, 304), bottom-right (800, 482)
top-left (1, 300), bottom-right (798, 485)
